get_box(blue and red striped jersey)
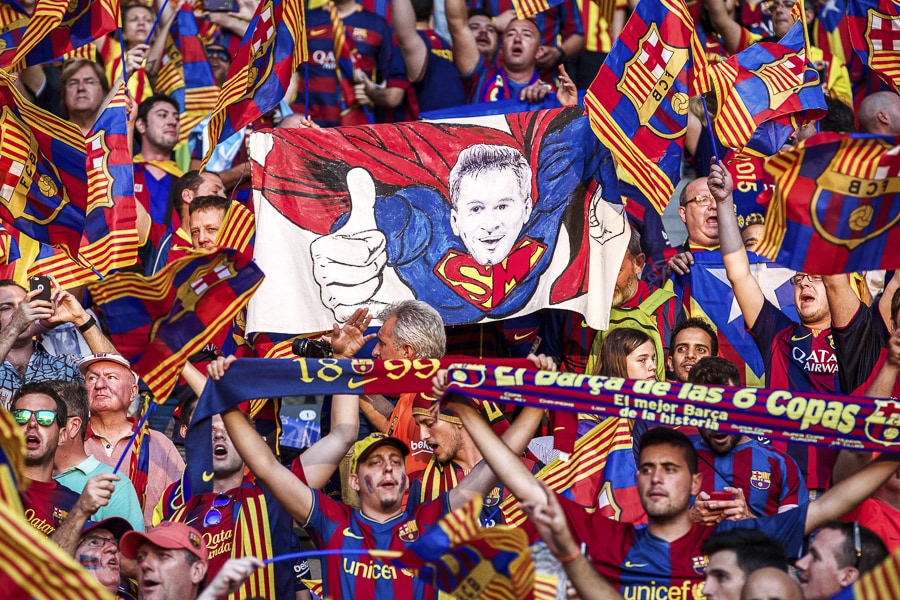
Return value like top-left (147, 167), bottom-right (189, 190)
top-left (21, 479), bottom-right (80, 536)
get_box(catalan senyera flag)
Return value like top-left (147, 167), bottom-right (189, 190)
top-left (831, 547), bottom-right (900, 600)
top-left (379, 497), bottom-right (536, 600)
top-left (707, 15), bottom-right (826, 157)
top-left (0, 0), bottom-right (117, 72)
top-left (0, 68), bottom-right (87, 258)
top-left (510, 0), bottom-right (563, 19)
top-left (29, 82), bottom-right (139, 288)
top-left (200, 0), bottom-right (306, 169)
top-left (0, 410), bottom-right (115, 600)
top-left (215, 200), bottom-right (255, 256)
top-left (155, 1), bottom-right (220, 150)
top-left (758, 132), bottom-right (900, 274)
top-left (584, 0), bottom-right (708, 214)
top-left (847, 0), bottom-right (900, 94)
top-left (87, 249), bottom-right (264, 402)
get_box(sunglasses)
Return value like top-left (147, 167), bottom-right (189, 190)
top-left (12, 409), bottom-right (60, 427)
top-left (853, 521), bottom-right (862, 570)
top-left (204, 493), bottom-right (232, 527)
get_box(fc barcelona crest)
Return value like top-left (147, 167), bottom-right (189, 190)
top-left (750, 54), bottom-right (806, 109)
top-left (692, 554), bottom-right (708, 574)
top-left (865, 399), bottom-right (900, 447)
top-left (617, 23), bottom-right (690, 139)
top-left (811, 137), bottom-right (900, 251)
top-left (865, 10), bottom-right (900, 76)
top-left (350, 359), bottom-right (375, 375)
top-left (750, 470), bottom-right (771, 490)
top-left (398, 519), bottom-right (420, 543)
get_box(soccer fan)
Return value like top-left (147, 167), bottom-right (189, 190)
top-left (741, 567), bottom-right (803, 600)
top-left (858, 92), bottom-right (900, 135)
top-left (467, 9), bottom-right (499, 65)
top-left (668, 317), bottom-right (718, 383)
top-left (14, 382), bottom-right (118, 553)
top-left (97, 3), bottom-right (154, 103)
top-left (205, 42), bottom-right (232, 87)
top-left (709, 160), bottom-right (846, 490)
top-left (701, 529), bottom-right (790, 600)
top-left (188, 195), bottom-right (233, 251)
top-left (59, 59), bottom-right (110, 135)
top-left (120, 521), bottom-right (263, 600)
top-left (217, 398), bottom-right (514, 598)
top-left (75, 517), bottom-right (134, 597)
top-left (391, 0), bottom-right (467, 113)
top-left (133, 94), bottom-right (183, 252)
top-left (291, 0), bottom-right (402, 126)
top-left (452, 394), bottom-right (900, 599)
top-left (81, 353), bottom-right (184, 526)
top-left (687, 357), bottom-right (808, 519)
top-left (51, 380), bottom-right (144, 531)
top-left (793, 521), bottom-right (888, 600)
top-left (0, 279), bottom-right (117, 405)
top-left (446, 0), bottom-right (556, 103)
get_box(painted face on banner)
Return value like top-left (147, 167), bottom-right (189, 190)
top-left (450, 169), bottom-right (532, 266)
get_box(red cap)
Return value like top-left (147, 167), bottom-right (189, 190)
top-left (120, 522), bottom-right (208, 561)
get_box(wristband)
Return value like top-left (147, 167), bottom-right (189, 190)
top-left (77, 315), bottom-right (97, 333)
top-left (555, 46), bottom-right (565, 63)
top-left (556, 548), bottom-right (581, 564)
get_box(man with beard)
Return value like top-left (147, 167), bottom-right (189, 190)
top-left (667, 317), bottom-right (718, 383)
top-left (686, 357), bottom-right (808, 521)
top-left (710, 161), bottom-right (847, 492)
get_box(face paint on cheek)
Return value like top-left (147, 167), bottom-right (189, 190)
top-left (399, 472), bottom-right (407, 492)
top-left (79, 555), bottom-right (102, 570)
top-left (364, 475), bottom-right (375, 493)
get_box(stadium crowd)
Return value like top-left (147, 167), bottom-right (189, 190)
top-left (2, 0), bottom-right (900, 597)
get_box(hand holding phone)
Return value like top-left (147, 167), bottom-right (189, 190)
top-left (708, 491), bottom-right (735, 502)
top-left (204, 0), bottom-right (236, 12)
top-left (29, 276), bottom-right (52, 303)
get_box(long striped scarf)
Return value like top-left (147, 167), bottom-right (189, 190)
top-left (327, 2), bottom-right (370, 125)
top-left (129, 399), bottom-right (152, 510)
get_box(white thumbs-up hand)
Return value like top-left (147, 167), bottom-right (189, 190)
top-left (311, 167), bottom-right (388, 321)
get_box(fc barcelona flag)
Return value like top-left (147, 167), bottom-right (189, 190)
top-left (0, 0), bottom-right (118, 72)
top-left (382, 497), bottom-right (536, 600)
top-left (29, 82), bottom-right (139, 288)
top-left (511, 0), bottom-right (565, 19)
top-left (200, 0), bottom-right (306, 169)
top-left (758, 132), bottom-right (900, 273)
top-left (0, 68), bottom-right (87, 257)
top-left (584, 0), bottom-right (709, 214)
top-left (847, 0), bottom-right (900, 93)
top-left (155, 2), bottom-right (220, 150)
top-left (707, 18), bottom-right (827, 157)
top-left (87, 249), bottom-right (264, 402)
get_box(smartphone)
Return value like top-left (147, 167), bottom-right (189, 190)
top-left (708, 491), bottom-right (734, 502)
top-left (203, 0), bottom-right (236, 12)
top-left (29, 276), bottom-right (52, 303)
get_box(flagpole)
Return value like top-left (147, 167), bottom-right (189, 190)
top-left (111, 402), bottom-right (158, 475)
top-left (144, 0), bottom-right (172, 45)
top-left (701, 94), bottom-right (719, 163)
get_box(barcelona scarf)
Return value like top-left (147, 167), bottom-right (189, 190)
top-left (129, 411), bottom-right (152, 510)
top-left (87, 249), bottom-right (264, 402)
top-left (200, 0), bottom-right (306, 169)
top-left (758, 132), bottom-right (900, 273)
top-left (584, 0), bottom-right (709, 214)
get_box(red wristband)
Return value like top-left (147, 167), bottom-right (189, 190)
top-left (556, 549), bottom-right (581, 564)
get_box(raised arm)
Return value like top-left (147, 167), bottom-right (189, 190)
top-left (445, 0), bottom-right (481, 76)
top-left (866, 326), bottom-right (900, 398)
top-left (708, 161), bottom-right (765, 329)
top-left (879, 271), bottom-right (899, 331)
top-left (703, 0), bottom-right (747, 54)
top-left (392, 0), bottom-right (429, 81)
top-left (824, 274), bottom-right (861, 329)
top-left (43, 280), bottom-right (118, 354)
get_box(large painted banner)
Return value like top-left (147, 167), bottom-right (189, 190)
top-left (247, 107), bottom-right (628, 335)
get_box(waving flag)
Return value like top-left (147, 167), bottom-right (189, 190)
top-left (585, 0), bottom-right (709, 214)
top-left (0, 68), bottom-right (87, 257)
top-left (382, 497), bottom-right (536, 599)
top-left (707, 18), bottom-right (827, 157)
top-left (758, 132), bottom-right (900, 273)
top-left (831, 547), bottom-right (900, 600)
top-left (847, 0), bottom-right (900, 93)
top-left (0, 0), bottom-right (117, 71)
top-left (155, 2), bottom-right (220, 150)
top-left (29, 83), bottom-right (139, 288)
top-left (200, 0), bottom-right (306, 169)
top-left (215, 200), bottom-right (255, 256)
top-left (88, 249), bottom-right (264, 402)
top-left (673, 250), bottom-right (798, 380)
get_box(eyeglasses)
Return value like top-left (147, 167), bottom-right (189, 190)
top-left (789, 273), bottom-right (823, 286)
top-left (682, 195), bottom-right (715, 208)
top-left (79, 535), bottom-right (119, 551)
top-left (12, 409), bottom-right (60, 427)
top-left (767, 0), bottom-right (796, 9)
top-left (853, 521), bottom-right (862, 570)
top-left (204, 493), bottom-right (232, 527)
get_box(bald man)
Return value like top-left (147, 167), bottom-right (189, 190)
top-left (858, 92), bottom-right (900, 135)
top-left (741, 567), bottom-right (803, 600)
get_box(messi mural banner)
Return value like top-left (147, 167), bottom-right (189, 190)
top-left (442, 365), bottom-right (900, 454)
top-left (757, 132), bottom-right (900, 273)
top-left (248, 107), bottom-right (628, 335)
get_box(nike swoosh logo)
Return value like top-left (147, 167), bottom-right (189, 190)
top-left (790, 333), bottom-right (812, 341)
top-left (347, 377), bottom-right (377, 389)
top-left (512, 332), bottom-right (532, 341)
top-left (309, 28), bottom-right (327, 36)
top-left (624, 561), bottom-right (648, 568)
top-left (343, 527), bottom-right (364, 539)
top-left (202, 470), bottom-right (214, 482)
